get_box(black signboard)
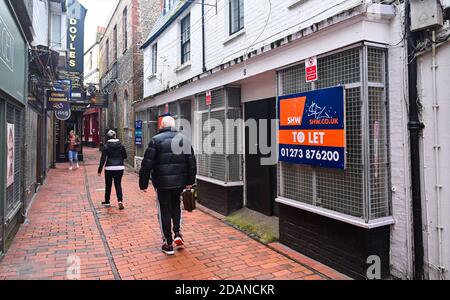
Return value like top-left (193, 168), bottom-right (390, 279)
top-left (63, 0), bottom-right (86, 102)
top-left (47, 90), bottom-right (70, 112)
top-left (86, 85), bottom-right (108, 108)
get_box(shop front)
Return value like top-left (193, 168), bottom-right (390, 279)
top-left (83, 108), bottom-right (100, 148)
top-left (0, 0), bottom-right (28, 255)
top-left (194, 87), bottom-right (243, 216)
top-left (54, 104), bottom-right (87, 163)
top-left (276, 44), bottom-right (393, 279)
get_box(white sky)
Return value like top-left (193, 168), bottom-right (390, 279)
top-left (78, 0), bottom-right (119, 51)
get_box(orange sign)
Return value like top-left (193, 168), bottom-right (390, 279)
top-left (279, 129), bottom-right (345, 148)
top-left (279, 96), bottom-right (306, 126)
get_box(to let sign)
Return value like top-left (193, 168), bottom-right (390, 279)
top-left (278, 86), bottom-right (346, 169)
top-left (305, 56), bottom-right (318, 82)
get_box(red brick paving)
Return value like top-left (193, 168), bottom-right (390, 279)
top-left (0, 148), bottom-right (343, 280)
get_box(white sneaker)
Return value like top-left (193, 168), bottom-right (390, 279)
top-left (69, 166), bottom-right (73, 171)
top-left (76, 163), bottom-right (79, 169)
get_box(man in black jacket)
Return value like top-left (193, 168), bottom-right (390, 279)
top-left (98, 130), bottom-right (128, 210)
top-left (139, 116), bottom-right (197, 255)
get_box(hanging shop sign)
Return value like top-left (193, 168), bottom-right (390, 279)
top-left (86, 84), bottom-right (108, 108)
top-left (6, 123), bottom-right (14, 187)
top-left (47, 90), bottom-right (70, 111)
top-left (62, 0), bottom-right (87, 102)
top-left (135, 120), bottom-right (143, 145)
top-left (278, 85), bottom-right (346, 169)
top-left (55, 109), bottom-right (72, 121)
top-left (305, 56), bottom-right (318, 82)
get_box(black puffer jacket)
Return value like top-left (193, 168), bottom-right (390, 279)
top-left (139, 128), bottom-right (197, 190)
top-left (98, 139), bottom-right (128, 173)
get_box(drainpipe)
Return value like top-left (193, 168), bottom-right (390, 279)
top-left (201, 0), bottom-right (206, 72)
top-left (431, 30), bottom-right (445, 279)
top-left (406, 0), bottom-right (425, 280)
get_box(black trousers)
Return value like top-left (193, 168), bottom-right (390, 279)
top-left (157, 189), bottom-right (184, 245)
top-left (104, 170), bottom-right (124, 203)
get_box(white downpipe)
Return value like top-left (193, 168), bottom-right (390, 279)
top-left (431, 30), bottom-right (445, 279)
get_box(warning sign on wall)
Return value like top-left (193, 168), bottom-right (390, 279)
top-left (206, 90), bottom-right (212, 106)
top-left (305, 56), bottom-right (318, 82)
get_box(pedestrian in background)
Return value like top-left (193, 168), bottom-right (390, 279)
top-left (98, 130), bottom-right (127, 210)
top-left (67, 130), bottom-right (81, 171)
top-left (139, 116), bottom-right (197, 255)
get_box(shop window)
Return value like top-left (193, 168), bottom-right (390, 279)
top-left (113, 25), bottom-right (118, 61)
top-left (152, 43), bottom-right (158, 74)
top-left (180, 14), bottom-right (191, 65)
top-left (277, 46), bottom-right (390, 221)
top-left (195, 87), bottom-right (243, 183)
top-left (124, 91), bottom-right (129, 128)
top-left (229, 0), bottom-right (244, 35)
top-left (6, 104), bottom-right (24, 216)
top-left (123, 7), bottom-right (128, 53)
top-left (51, 14), bottom-right (62, 48)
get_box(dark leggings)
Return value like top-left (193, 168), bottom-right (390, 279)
top-left (157, 189), bottom-right (183, 245)
top-left (104, 170), bottom-right (124, 203)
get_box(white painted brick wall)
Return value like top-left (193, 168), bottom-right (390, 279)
top-left (141, 0), bottom-right (415, 280)
top-left (144, 0), bottom-right (364, 98)
top-left (386, 4), bottom-right (413, 280)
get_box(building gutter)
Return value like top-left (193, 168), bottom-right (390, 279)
top-left (405, 0), bottom-right (425, 280)
top-left (202, 0), bottom-right (206, 72)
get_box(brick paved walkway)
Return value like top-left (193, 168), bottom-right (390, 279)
top-left (0, 148), bottom-right (344, 280)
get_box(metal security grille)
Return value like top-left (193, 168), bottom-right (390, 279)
top-left (277, 45), bottom-right (390, 221)
top-left (6, 104), bottom-right (24, 217)
top-left (196, 87), bottom-right (242, 183)
top-left (367, 47), bottom-right (389, 219)
top-left (25, 107), bottom-right (37, 191)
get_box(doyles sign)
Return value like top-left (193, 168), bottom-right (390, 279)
top-left (305, 56), bottom-right (318, 82)
top-left (63, 0), bottom-right (86, 102)
top-left (67, 0), bottom-right (86, 73)
top-left (278, 86), bottom-right (346, 169)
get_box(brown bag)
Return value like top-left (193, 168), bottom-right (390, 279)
top-left (182, 189), bottom-right (196, 212)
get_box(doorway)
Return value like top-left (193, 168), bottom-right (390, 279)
top-left (245, 98), bottom-right (278, 216)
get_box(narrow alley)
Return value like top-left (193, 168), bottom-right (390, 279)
top-left (0, 148), bottom-right (344, 280)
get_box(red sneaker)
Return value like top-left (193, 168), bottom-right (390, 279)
top-left (174, 234), bottom-right (184, 248)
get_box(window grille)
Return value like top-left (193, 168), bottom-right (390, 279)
top-left (195, 87), bottom-right (243, 183)
top-left (6, 104), bottom-right (24, 217)
top-left (277, 45), bottom-right (390, 221)
top-left (181, 14), bottom-right (191, 65)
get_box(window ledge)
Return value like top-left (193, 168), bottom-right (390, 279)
top-left (223, 29), bottom-right (246, 45)
top-left (147, 74), bottom-right (157, 81)
top-left (288, 0), bottom-right (309, 10)
top-left (175, 62), bottom-right (191, 73)
top-left (275, 196), bottom-right (395, 229)
top-left (196, 175), bottom-right (243, 187)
